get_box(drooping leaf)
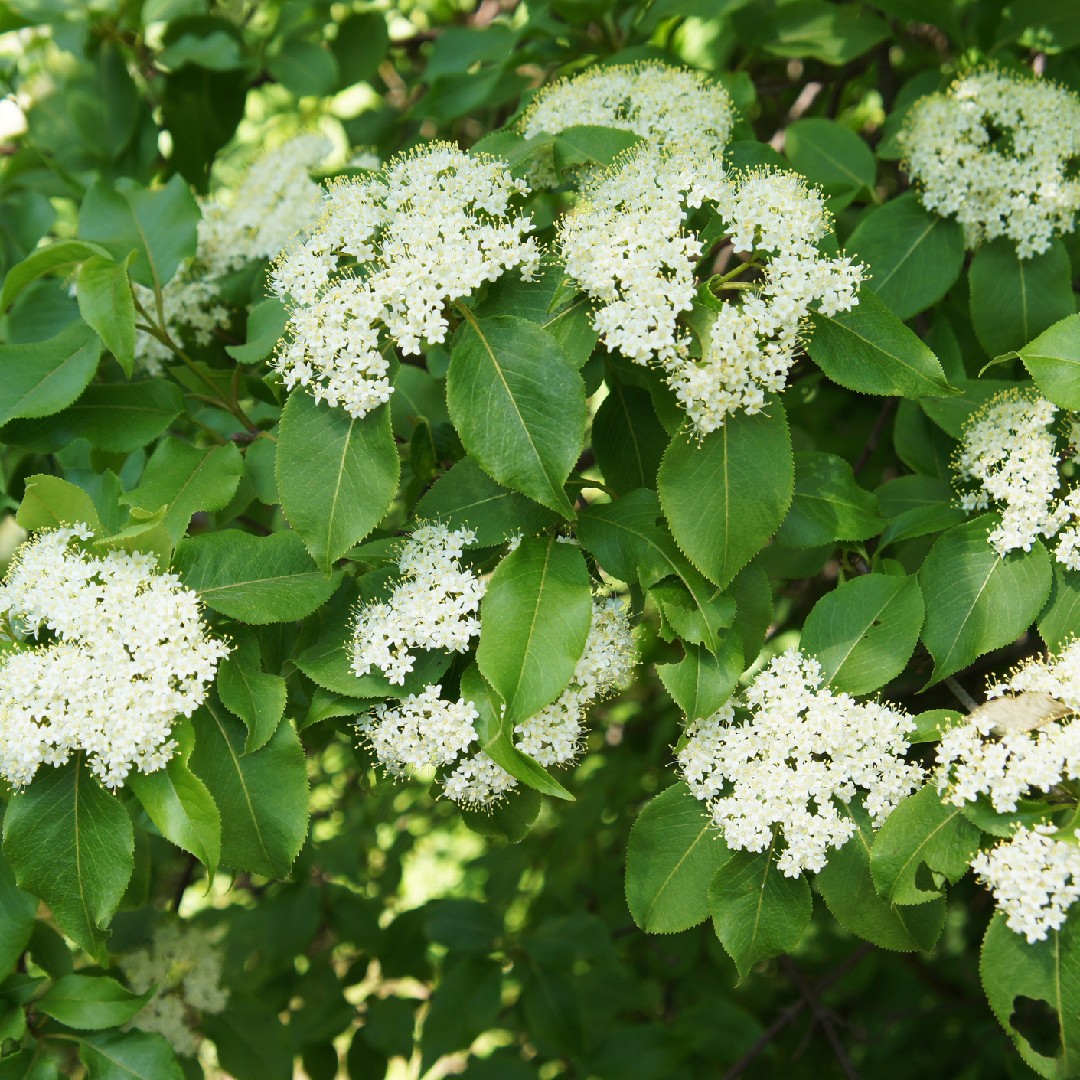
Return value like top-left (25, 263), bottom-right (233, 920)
top-left (0, 239), bottom-right (111, 312)
top-left (658, 406), bottom-right (793, 588)
top-left (217, 629), bottom-right (287, 754)
top-left (775, 451), bottom-right (885, 548)
top-left (592, 374), bottom-right (668, 494)
top-left (656, 635), bottom-right (743, 720)
top-left (76, 256), bottom-right (136, 376)
top-left (276, 393), bottom-right (399, 572)
top-left (918, 516), bottom-right (1052, 685)
top-left (475, 535), bottom-right (592, 726)
top-left (625, 783), bottom-right (730, 934)
top-left (37, 975), bottom-right (149, 1031)
top-left (3, 758), bottom-right (133, 962)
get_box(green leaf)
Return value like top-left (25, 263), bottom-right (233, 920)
top-left (815, 802), bottom-right (945, 952)
top-left (217, 628), bottom-right (287, 754)
top-left (189, 702), bottom-right (308, 879)
top-left (475, 535), bottom-right (592, 726)
top-left (918, 516), bottom-right (1052, 685)
top-left (76, 256), bottom-right (136, 376)
top-left (764, 1), bottom-right (889, 64)
top-left (419, 957), bottom-right (503, 1075)
top-left (203, 998), bottom-right (292, 1080)
top-left (447, 313), bottom-right (585, 519)
top-left (920, 378), bottom-right (1019, 439)
top-left (807, 288), bottom-right (957, 398)
top-left (0, 322), bottom-right (102, 427)
top-left (0, 380), bottom-right (185, 454)
top-left (1017, 314), bottom-right (1080, 411)
top-left (123, 439), bottom-right (243, 543)
top-left (578, 489), bottom-right (728, 652)
top-left (37, 975), bottom-right (149, 1031)
top-left (460, 786), bottom-right (542, 843)
top-left (79, 1030), bottom-right (182, 1080)
top-left (1041, 564), bottom-right (1080, 652)
top-left (174, 530), bottom-right (341, 624)
top-left (78, 176), bottom-right (199, 293)
top-left (875, 473), bottom-right (964, 548)
top-left (276, 393), bottom-right (399, 572)
top-left (0, 239), bottom-right (111, 312)
top-left (460, 665), bottom-right (572, 800)
top-left (969, 239), bottom-right (1075, 359)
top-left (785, 118), bottom-right (875, 204)
top-left (981, 913), bottom-right (1080, 1079)
top-left (128, 719), bottom-right (220, 876)
top-left (776, 451), bottom-right (885, 547)
top-left (658, 407), bottom-right (793, 588)
top-left (869, 785), bottom-right (980, 906)
top-left (800, 573), bottom-right (924, 694)
top-left (416, 458), bottom-right (558, 547)
top-left (16, 474), bottom-right (102, 533)
top-left (267, 39), bottom-right (339, 97)
top-left (592, 375), bottom-right (668, 494)
top-left (625, 783), bottom-right (730, 934)
top-left (708, 848), bottom-right (812, 980)
top-left (845, 192), bottom-right (965, 321)
top-left (657, 636), bottom-right (743, 721)
top-left (3, 758), bottom-right (133, 962)
top-left (552, 125), bottom-right (643, 171)
top-left (330, 12), bottom-right (390, 86)
top-left (0, 838), bottom-right (37, 978)
top-left (225, 298), bottom-right (289, 365)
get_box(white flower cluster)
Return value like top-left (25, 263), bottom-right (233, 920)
top-left (558, 149), bottom-right (863, 434)
top-left (134, 133), bottom-right (332, 372)
top-left (514, 596), bottom-right (636, 766)
top-left (937, 641), bottom-right (1080, 812)
top-left (520, 61), bottom-right (734, 185)
top-left (351, 524), bottom-right (486, 685)
top-left (678, 649), bottom-right (920, 877)
top-left (0, 526), bottom-right (228, 789)
top-left (900, 68), bottom-right (1080, 258)
top-left (270, 143), bottom-right (540, 417)
top-left (955, 389), bottom-right (1080, 569)
top-left (972, 826), bottom-right (1080, 943)
top-left (358, 594), bottom-right (635, 809)
top-left (120, 922), bottom-right (228, 1056)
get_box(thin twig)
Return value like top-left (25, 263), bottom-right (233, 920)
top-left (853, 399), bottom-right (898, 476)
top-left (779, 956), bottom-right (862, 1080)
top-left (945, 676), bottom-right (979, 714)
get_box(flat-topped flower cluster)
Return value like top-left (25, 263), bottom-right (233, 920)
top-left (954, 389), bottom-right (1080, 568)
top-left (678, 649), bottom-right (920, 876)
top-left (134, 132), bottom-right (332, 372)
top-left (900, 67), bottom-right (1080, 258)
top-left (0, 526), bottom-right (228, 789)
top-left (271, 143), bottom-right (540, 418)
top-left (559, 148), bottom-right (864, 434)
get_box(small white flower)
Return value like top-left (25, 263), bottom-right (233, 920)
top-left (678, 648), bottom-right (921, 877)
top-left (272, 143), bottom-right (539, 417)
top-left (0, 527), bottom-right (228, 790)
top-left (443, 751), bottom-right (518, 808)
top-left (972, 826), bottom-right (1080, 942)
top-left (351, 524), bottom-right (486, 685)
top-left (900, 67), bottom-right (1080, 258)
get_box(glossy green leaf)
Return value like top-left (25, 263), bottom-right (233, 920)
top-left (869, 784), bottom-right (980, 906)
top-left (217, 629), bottom-right (287, 754)
top-left (277, 393), bottom-right (399, 572)
top-left (708, 848), bottom-right (813, 980)
top-left (447, 313), bottom-right (585, 518)
top-left (189, 702), bottom-right (308, 879)
top-left (981, 913), bottom-right (1080, 1079)
top-left (592, 376), bottom-right (668, 494)
top-left (970, 239), bottom-right (1075, 359)
top-left (800, 573), bottom-right (924, 694)
top-left (919, 516), bottom-right (1052, 685)
top-left (816, 802), bottom-right (945, 952)
top-left (845, 192), bottom-right (965, 320)
top-left (625, 783), bottom-right (729, 934)
top-left (37, 975), bottom-right (149, 1031)
top-left (79, 1030), bottom-right (183, 1080)
top-left (0, 838), bottom-right (37, 978)
top-left (1040, 564), bottom-right (1080, 652)
top-left (476, 535), bottom-right (592, 726)
top-left (807, 288), bottom-right (956, 398)
top-left (76, 256), bottom-right (136, 376)
top-left (0, 239), bottom-right (111, 312)
top-left (123, 439), bottom-right (243, 542)
top-left (0, 322), bottom-right (102, 427)
top-left (776, 451), bottom-right (885, 547)
top-left (16, 474), bottom-right (102, 533)
top-left (1018, 314), bottom-right (1080, 411)
top-left (3, 758), bottom-right (133, 962)
top-left (225, 298), bottom-right (290, 365)
top-left (785, 117), bottom-right (875, 203)
top-left (765, 1), bottom-right (889, 64)
top-left (659, 407), bottom-right (793, 588)
top-left (174, 530), bottom-right (341, 624)
top-left (657, 636), bottom-right (743, 721)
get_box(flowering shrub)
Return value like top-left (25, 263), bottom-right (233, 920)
top-left (1, 3), bottom-right (1080, 1079)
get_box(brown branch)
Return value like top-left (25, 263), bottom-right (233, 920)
top-left (853, 398), bottom-right (898, 476)
top-left (779, 955), bottom-right (862, 1080)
